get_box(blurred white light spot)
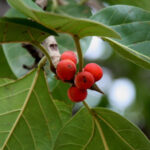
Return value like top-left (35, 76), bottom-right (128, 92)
top-left (96, 68), bottom-right (113, 93)
top-left (85, 90), bottom-right (102, 107)
top-left (108, 78), bottom-right (136, 111)
top-left (84, 37), bottom-right (112, 60)
top-left (85, 37), bottom-right (103, 60)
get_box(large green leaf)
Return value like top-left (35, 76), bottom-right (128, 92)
top-left (0, 45), bottom-right (16, 79)
top-left (54, 108), bottom-right (150, 150)
top-left (101, 0), bottom-right (150, 11)
top-left (0, 13), bottom-right (56, 78)
top-left (0, 17), bottom-right (56, 44)
top-left (0, 69), bottom-right (70, 150)
top-left (53, 2), bottom-right (92, 53)
top-left (0, 10), bottom-right (34, 78)
top-left (54, 108), bottom-right (94, 150)
top-left (91, 5), bottom-right (150, 69)
top-left (7, 0), bottom-right (120, 39)
top-left (0, 64), bottom-right (149, 149)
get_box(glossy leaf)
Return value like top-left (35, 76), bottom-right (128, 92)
top-left (54, 3), bottom-right (91, 53)
top-left (7, 0), bottom-right (120, 39)
top-left (0, 17), bottom-right (56, 44)
top-left (0, 45), bottom-right (16, 79)
top-left (54, 108), bottom-right (150, 150)
top-left (101, 0), bottom-right (150, 11)
top-left (91, 5), bottom-right (150, 69)
top-left (0, 69), bottom-right (67, 150)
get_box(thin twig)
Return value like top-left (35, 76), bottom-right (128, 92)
top-left (82, 101), bottom-right (92, 113)
top-left (43, 36), bottom-right (61, 68)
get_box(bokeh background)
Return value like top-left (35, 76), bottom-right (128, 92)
top-left (1, 0), bottom-right (150, 139)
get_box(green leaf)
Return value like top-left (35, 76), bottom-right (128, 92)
top-left (0, 78), bottom-right (14, 86)
top-left (43, 1), bottom-right (92, 53)
top-left (0, 17), bottom-right (57, 44)
top-left (44, 67), bottom-right (59, 92)
top-left (0, 69), bottom-right (66, 149)
top-left (52, 80), bottom-right (73, 105)
top-left (56, 33), bottom-right (76, 51)
top-left (56, 4), bottom-right (92, 18)
top-left (93, 108), bottom-right (150, 149)
top-left (7, 0), bottom-right (120, 39)
top-left (54, 108), bottom-right (94, 150)
top-left (1, 12), bottom-right (56, 78)
top-left (6, 8), bottom-right (26, 18)
top-left (91, 5), bottom-right (150, 69)
top-left (0, 45), bottom-right (16, 79)
top-left (2, 43), bottom-right (34, 78)
top-left (54, 100), bottom-right (72, 125)
top-left (101, 0), bottom-right (150, 11)
top-left (54, 107), bottom-right (150, 150)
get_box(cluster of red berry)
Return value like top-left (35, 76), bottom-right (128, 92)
top-left (56, 51), bottom-right (103, 102)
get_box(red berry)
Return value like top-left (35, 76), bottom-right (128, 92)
top-left (56, 59), bottom-right (76, 81)
top-left (60, 51), bottom-right (77, 64)
top-left (84, 63), bottom-right (103, 82)
top-left (75, 71), bottom-right (94, 89)
top-left (68, 86), bottom-right (87, 102)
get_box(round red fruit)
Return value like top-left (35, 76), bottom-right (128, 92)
top-left (84, 63), bottom-right (103, 81)
top-left (75, 71), bottom-right (94, 89)
top-left (68, 86), bottom-right (87, 102)
top-left (56, 59), bottom-right (76, 81)
top-left (60, 51), bottom-right (77, 64)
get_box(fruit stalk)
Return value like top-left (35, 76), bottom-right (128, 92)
top-left (73, 35), bottom-right (84, 72)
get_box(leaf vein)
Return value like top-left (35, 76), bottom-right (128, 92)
top-left (12, 133), bottom-right (24, 150)
top-left (82, 119), bottom-right (95, 150)
top-left (97, 114), bottom-right (135, 150)
top-left (33, 90), bottom-right (52, 140)
top-left (22, 115), bottom-right (36, 150)
top-left (0, 109), bottom-right (21, 117)
top-left (0, 89), bottom-right (29, 101)
top-left (1, 70), bottom-right (39, 150)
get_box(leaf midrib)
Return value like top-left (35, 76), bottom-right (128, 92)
top-left (94, 116), bottom-right (109, 150)
top-left (103, 37), bottom-right (150, 62)
top-left (96, 114), bottom-right (135, 150)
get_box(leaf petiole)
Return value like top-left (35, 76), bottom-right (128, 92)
top-left (32, 42), bottom-right (56, 73)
